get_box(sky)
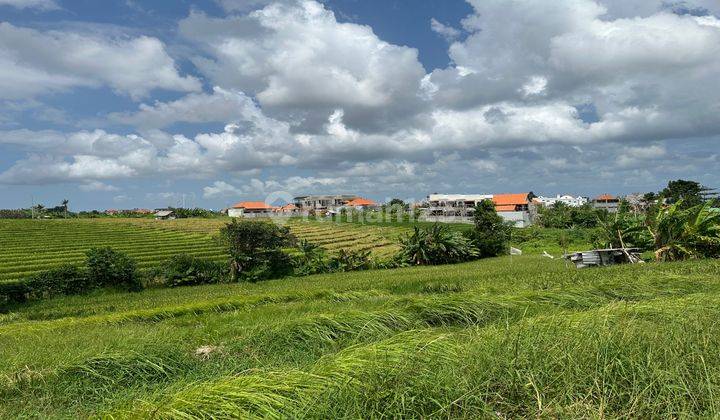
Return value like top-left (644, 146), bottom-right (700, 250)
top-left (0, 0), bottom-right (719, 211)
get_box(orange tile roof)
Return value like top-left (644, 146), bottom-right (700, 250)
top-left (495, 204), bottom-right (518, 212)
top-left (595, 194), bottom-right (616, 201)
top-left (276, 203), bottom-right (297, 212)
top-left (232, 201), bottom-right (274, 210)
top-left (492, 193), bottom-right (529, 206)
top-left (345, 198), bottom-right (377, 206)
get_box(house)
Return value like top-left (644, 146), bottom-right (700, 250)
top-left (155, 210), bottom-right (175, 220)
top-left (275, 203), bottom-right (300, 215)
top-left (534, 195), bottom-right (589, 207)
top-left (343, 198), bottom-right (378, 210)
top-left (293, 195), bottom-right (361, 212)
top-left (424, 192), bottom-right (534, 227)
top-left (592, 194), bottom-right (620, 213)
top-left (492, 193), bottom-right (533, 227)
top-left (228, 201), bottom-right (276, 218)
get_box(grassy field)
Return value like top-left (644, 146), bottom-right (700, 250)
top-left (1, 254), bottom-right (719, 417)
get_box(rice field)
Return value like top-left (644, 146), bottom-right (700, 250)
top-left (115, 217), bottom-right (411, 258)
top-left (0, 219), bottom-right (227, 284)
top-left (0, 218), bottom-right (410, 285)
top-left (1, 256), bottom-right (720, 418)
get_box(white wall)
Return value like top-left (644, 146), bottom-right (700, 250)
top-left (227, 208), bottom-right (244, 218)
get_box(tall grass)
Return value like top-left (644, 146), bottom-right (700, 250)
top-left (1, 254), bottom-right (719, 417)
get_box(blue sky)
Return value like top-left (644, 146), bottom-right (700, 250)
top-left (1, 0), bottom-right (719, 210)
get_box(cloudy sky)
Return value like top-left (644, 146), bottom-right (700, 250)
top-left (1, 0), bottom-right (719, 210)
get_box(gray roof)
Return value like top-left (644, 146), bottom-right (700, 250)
top-left (155, 210), bottom-right (174, 217)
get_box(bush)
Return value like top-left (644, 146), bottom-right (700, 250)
top-left (398, 224), bottom-right (478, 265)
top-left (0, 281), bottom-right (30, 307)
top-left (85, 247), bottom-right (141, 291)
top-left (537, 203), bottom-right (600, 228)
top-left (0, 265), bottom-right (89, 307)
top-left (25, 265), bottom-right (90, 299)
top-left (152, 255), bottom-right (229, 287)
top-left (467, 200), bottom-right (512, 258)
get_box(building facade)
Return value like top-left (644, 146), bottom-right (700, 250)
top-left (293, 195), bottom-right (361, 212)
top-left (592, 194), bottom-right (620, 213)
top-left (228, 201), bottom-right (276, 218)
top-left (534, 195), bottom-right (589, 207)
top-left (423, 193), bottom-right (534, 227)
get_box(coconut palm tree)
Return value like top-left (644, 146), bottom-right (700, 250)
top-left (61, 199), bottom-right (69, 218)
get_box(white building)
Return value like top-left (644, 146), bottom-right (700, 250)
top-left (424, 193), bottom-right (534, 228)
top-left (534, 195), bottom-right (588, 207)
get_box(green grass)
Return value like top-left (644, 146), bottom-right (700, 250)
top-left (1, 255), bottom-right (720, 418)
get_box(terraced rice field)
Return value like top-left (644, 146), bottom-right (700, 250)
top-left (118, 217), bottom-right (411, 258)
top-left (0, 218), bottom-right (410, 284)
top-left (0, 219), bottom-right (227, 284)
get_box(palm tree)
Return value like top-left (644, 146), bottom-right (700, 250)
top-left (33, 204), bottom-right (45, 218)
top-left (648, 200), bottom-right (720, 261)
top-left (61, 199), bottom-right (69, 219)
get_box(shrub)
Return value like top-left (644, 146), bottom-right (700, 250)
top-left (0, 281), bottom-right (30, 307)
top-left (468, 200), bottom-right (512, 258)
top-left (328, 249), bottom-right (373, 272)
top-left (219, 220), bottom-right (295, 281)
top-left (398, 224), bottom-right (478, 265)
top-left (85, 247), bottom-right (141, 291)
top-left (153, 255), bottom-right (229, 287)
top-left (25, 265), bottom-right (90, 299)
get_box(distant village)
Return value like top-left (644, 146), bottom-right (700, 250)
top-left (208, 192), bottom-right (627, 228)
top-left (12, 181), bottom-right (715, 226)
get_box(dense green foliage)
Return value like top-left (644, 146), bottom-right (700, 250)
top-left (537, 202), bottom-right (601, 228)
top-left (85, 247), bottom-right (141, 291)
top-left (149, 255), bottom-right (229, 287)
top-left (219, 220), bottom-right (295, 281)
top-left (649, 201), bottom-right (720, 261)
top-left (1, 257), bottom-right (720, 417)
top-left (662, 179), bottom-right (705, 208)
top-left (468, 200), bottom-right (512, 258)
top-left (398, 224), bottom-right (478, 265)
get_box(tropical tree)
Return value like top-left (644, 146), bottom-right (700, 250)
top-left (219, 220), bottom-right (295, 281)
top-left (468, 200), bottom-right (512, 258)
top-left (661, 179), bottom-right (704, 209)
top-left (647, 200), bottom-right (720, 261)
top-left (592, 210), bottom-right (648, 249)
top-left (398, 224), bottom-right (478, 265)
top-left (293, 239), bottom-right (328, 275)
top-left (33, 204), bottom-right (44, 219)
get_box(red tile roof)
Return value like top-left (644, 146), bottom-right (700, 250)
top-left (495, 204), bottom-right (519, 212)
top-left (595, 194), bottom-right (616, 201)
top-left (276, 204), bottom-right (297, 212)
top-left (345, 198), bottom-right (377, 206)
top-left (492, 193), bottom-right (529, 206)
top-left (232, 201), bottom-right (274, 210)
